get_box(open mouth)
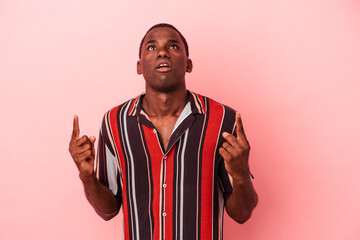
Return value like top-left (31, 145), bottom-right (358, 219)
top-left (156, 63), bottom-right (171, 68)
top-left (156, 63), bottom-right (172, 72)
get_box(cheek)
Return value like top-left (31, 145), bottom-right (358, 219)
top-left (141, 59), bottom-right (151, 68)
top-left (140, 61), bottom-right (155, 81)
top-left (140, 60), bottom-right (153, 74)
top-left (175, 60), bottom-right (187, 73)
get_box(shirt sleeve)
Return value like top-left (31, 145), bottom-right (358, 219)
top-left (95, 114), bottom-right (123, 204)
top-left (218, 158), bottom-right (233, 193)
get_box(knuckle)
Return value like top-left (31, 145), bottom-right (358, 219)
top-left (226, 135), bottom-right (233, 141)
top-left (80, 135), bottom-right (88, 141)
top-left (81, 150), bottom-right (89, 157)
top-left (81, 144), bottom-right (90, 151)
top-left (71, 154), bottom-right (80, 163)
top-left (69, 146), bottom-right (76, 154)
top-left (83, 150), bottom-right (92, 157)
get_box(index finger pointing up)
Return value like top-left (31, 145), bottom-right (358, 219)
top-left (70, 115), bottom-right (80, 144)
top-left (235, 112), bottom-right (245, 140)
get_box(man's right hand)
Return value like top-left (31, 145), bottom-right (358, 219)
top-left (68, 115), bottom-right (96, 179)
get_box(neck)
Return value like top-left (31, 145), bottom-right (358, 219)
top-left (143, 86), bottom-right (188, 117)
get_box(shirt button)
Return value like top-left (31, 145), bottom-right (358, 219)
top-left (162, 212), bottom-right (167, 217)
top-left (153, 129), bottom-right (157, 133)
top-left (163, 155), bottom-right (167, 160)
top-left (163, 184), bottom-right (167, 188)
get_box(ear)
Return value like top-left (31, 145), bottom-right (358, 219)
top-left (186, 59), bottom-right (193, 73)
top-left (137, 60), bottom-right (142, 75)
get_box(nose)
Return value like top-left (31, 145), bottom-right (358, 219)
top-left (157, 47), bottom-right (169, 59)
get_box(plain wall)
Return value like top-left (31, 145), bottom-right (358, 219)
top-left (1, 0), bottom-right (359, 239)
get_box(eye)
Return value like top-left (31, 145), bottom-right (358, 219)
top-left (147, 45), bottom-right (156, 51)
top-left (169, 44), bottom-right (178, 50)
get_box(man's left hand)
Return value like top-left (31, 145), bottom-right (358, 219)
top-left (219, 112), bottom-right (251, 183)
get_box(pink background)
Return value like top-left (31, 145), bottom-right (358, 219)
top-left (1, 0), bottom-right (359, 239)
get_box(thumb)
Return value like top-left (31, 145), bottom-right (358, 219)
top-left (89, 136), bottom-right (96, 158)
top-left (89, 136), bottom-right (96, 144)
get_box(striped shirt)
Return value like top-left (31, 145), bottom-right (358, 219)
top-left (95, 90), bottom-right (237, 240)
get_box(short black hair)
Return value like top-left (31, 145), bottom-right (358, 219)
top-left (139, 23), bottom-right (189, 59)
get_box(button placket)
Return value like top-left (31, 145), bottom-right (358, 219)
top-left (161, 153), bottom-right (167, 222)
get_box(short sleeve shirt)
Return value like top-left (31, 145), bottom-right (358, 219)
top-left (95, 90), bottom-right (237, 240)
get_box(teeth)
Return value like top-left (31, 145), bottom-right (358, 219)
top-left (159, 64), bottom-right (169, 67)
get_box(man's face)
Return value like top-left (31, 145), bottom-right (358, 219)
top-left (137, 27), bottom-right (192, 93)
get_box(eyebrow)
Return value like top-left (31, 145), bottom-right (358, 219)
top-left (146, 40), bottom-right (156, 45)
top-left (145, 39), bottom-right (180, 45)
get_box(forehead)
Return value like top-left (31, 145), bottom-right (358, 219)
top-left (143, 27), bottom-right (183, 45)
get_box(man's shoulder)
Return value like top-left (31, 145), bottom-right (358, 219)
top-left (190, 91), bottom-right (237, 115)
top-left (102, 94), bottom-right (142, 120)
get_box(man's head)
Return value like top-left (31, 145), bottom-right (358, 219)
top-left (137, 23), bottom-right (192, 93)
top-left (139, 23), bottom-right (189, 59)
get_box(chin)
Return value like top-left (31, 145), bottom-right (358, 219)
top-left (145, 75), bottom-right (185, 93)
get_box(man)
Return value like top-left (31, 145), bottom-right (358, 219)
top-left (69, 23), bottom-right (257, 240)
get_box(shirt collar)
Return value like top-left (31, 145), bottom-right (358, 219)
top-left (128, 90), bottom-right (206, 117)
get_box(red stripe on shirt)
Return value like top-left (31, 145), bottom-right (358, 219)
top-left (200, 99), bottom-right (224, 239)
top-left (142, 125), bottom-right (163, 239)
top-left (164, 148), bottom-right (175, 240)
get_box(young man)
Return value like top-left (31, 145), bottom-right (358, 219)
top-left (69, 23), bottom-right (257, 240)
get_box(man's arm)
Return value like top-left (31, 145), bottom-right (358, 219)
top-left (68, 115), bottom-right (120, 220)
top-left (223, 176), bottom-right (257, 223)
top-left (219, 113), bottom-right (258, 224)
